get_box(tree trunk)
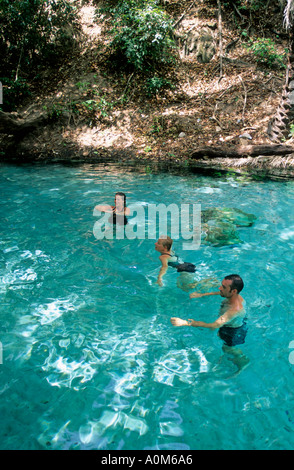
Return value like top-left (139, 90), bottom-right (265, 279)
top-left (191, 144), bottom-right (294, 159)
top-left (267, 31), bottom-right (294, 141)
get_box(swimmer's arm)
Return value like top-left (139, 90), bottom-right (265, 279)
top-left (171, 313), bottom-right (229, 330)
top-left (94, 204), bottom-right (114, 213)
top-left (156, 256), bottom-right (169, 285)
top-left (196, 308), bottom-right (239, 329)
top-left (170, 317), bottom-right (192, 327)
top-left (189, 316), bottom-right (226, 329)
top-left (190, 291), bottom-right (220, 299)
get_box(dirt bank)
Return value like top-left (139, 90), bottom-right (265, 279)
top-left (1, 0), bottom-right (294, 178)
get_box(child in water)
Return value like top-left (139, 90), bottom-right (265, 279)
top-left (155, 236), bottom-right (196, 289)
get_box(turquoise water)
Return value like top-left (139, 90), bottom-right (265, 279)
top-left (1, 162), bottom-right (294, 450)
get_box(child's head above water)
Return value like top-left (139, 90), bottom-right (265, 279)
top-left (155, 235), bottom-right (173, 252)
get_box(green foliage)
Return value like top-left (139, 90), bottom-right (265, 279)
top-left (247, 38), bottom-right (287, 69)
top-left (0, 76), bottom-right (30, 110)
top-left (249, 0), bottom-right (267, 11)
top-left (76, 79), bottom-right (114, 118)
top-left (0, 0), bottom-right (78, 64)
top-left (223, 0), bottom-right (278, 13)
top-left (238, 0), bottom-right (269, 11)
top-left (150, 116), bottom-right (163, 134)
top-left (145, 75), bottom-right (174, 96)
top-left (81, 96), bottom-right (113, 118)
top-left (44, 79), bottom-right (114, 126)
top-left (98, 0), bottom-right (176, 72)
top-left (0, 0), bottom-right (79, 110)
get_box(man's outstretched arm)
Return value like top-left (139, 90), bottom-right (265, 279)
top-left (170, 310), bottom-right (232, 330)
top-left (189, 291), bottom-right (220, 299)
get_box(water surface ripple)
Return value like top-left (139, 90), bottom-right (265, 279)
top-left (0, 163), bottom-right (294, 450)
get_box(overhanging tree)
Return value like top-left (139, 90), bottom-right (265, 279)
top-left (0, 0), bottom-right (79, 111)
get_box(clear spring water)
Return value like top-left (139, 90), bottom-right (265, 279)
top-left (0, 162), bottom-right (294, 450)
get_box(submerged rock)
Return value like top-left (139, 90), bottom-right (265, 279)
top-left (202, 219), bottom-right (242, 247)
top-left (202, 207), bottom-right (257, 227)
top-left (200, 207), bottom-right (256, 246)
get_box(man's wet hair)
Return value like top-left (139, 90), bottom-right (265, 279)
top-left (224, 274), bottom-right (244, 293)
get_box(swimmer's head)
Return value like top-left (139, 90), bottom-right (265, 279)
top-left (115, 192), bottom-right (126, 210)
top-left (225, 274), bottom-right (244, 293)
top-left (220, 274), bottom-right (244, 297)
top-left (155, 235), bottom-right (173, 252)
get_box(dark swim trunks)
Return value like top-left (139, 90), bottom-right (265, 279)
top-left (219, 319), bottom-right (248, 347)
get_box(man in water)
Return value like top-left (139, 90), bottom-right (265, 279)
top-left (171, 274), bottom-right (249, 373)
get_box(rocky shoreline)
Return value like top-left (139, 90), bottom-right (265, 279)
top-left (2, 141), bottom-right (294, 180)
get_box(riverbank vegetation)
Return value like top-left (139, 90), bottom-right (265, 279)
top-left (0, 0), bottom-right (293, 175)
